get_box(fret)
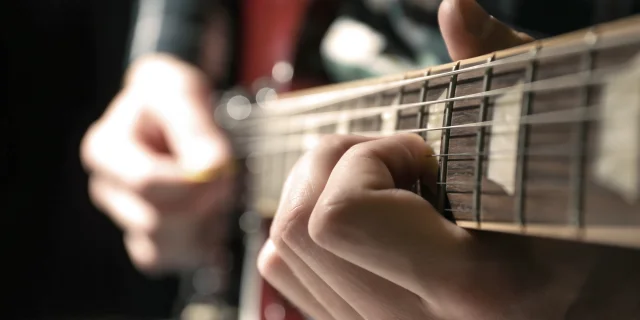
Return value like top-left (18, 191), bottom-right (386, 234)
top-left (395, 76), bottom-right (408, 131)
top-left (594, 51), bottom-right (640, 203)
top-left (472, 55), bottom-right (496, 226)
top-left (350, 99), bottom-right (363, 133)
top-left (437, 62), bottom-right (461, 214)
top-left (416, 69), bottom-right (432, 140)
top-left (372, 94), bottom-right (384, 132)
top-left (391, 77), bottom-right (413, 190)
top-left (514, 46), bottom-right (541, 228)
top-left (336, 102), bottom-right (351, 135)
top-left (414, 69), bottom-right (432, 199)
top-left (570, 30), bottom-right (598, 229)
top-left (351, 94), bottom-right (380, 133)
top-left (381, 86), bottom-right (402, 136)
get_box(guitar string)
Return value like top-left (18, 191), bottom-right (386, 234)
top-left (246, 147), bottom-right (600, 169)
top-left (240, 28), bottom-right (638, 117)
top-left (235, 102), bottom-right (624, 156)
top-left (233, 64), bottom-right (627, 136)
top-left (241, 30), bottom-right (639, 205)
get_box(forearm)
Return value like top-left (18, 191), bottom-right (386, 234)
top-left (465, 232), bottom-right (640, 319)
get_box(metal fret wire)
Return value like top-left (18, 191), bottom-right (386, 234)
top-left (416, 70), bottom-right (432, 200)
top-left (437, 62), bottom-right (460, 214)
top-left (473, 54), bottom-right (496, 226)
top-left (395, 77), bottom-right (413, 192)
top-left (395, 75), bottom-right (408, 131)
top-left (570, 29), bottom-right (598, 229)
top-left (256, 28), bottom-right (640, 117)
top-left (372, 94), bottom-right (384, 132)
top-left (416, 69), bottom-right (432, 141)
top-left (514, 46), bottom-right (541, 228)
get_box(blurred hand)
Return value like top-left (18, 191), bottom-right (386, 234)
top-left (257, 0), bottom-right (548, 319)
top-left (81, 54), bottom-right (234, 273)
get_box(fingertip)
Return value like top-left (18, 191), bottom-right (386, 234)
top-left (439, 0), bottom-right (492, 61)
top-left (124, 234), bottom-right (163, 274)
top-left (437, 0), bottom-right (457, 29)
top-left (439, 0), bottom-right (533, 61)
top-left (389, 134), bottom-right (439, 193)
top-left (257, 240), bottom-right (280, 277)
top-left (395, 133), bottom-right (435, 159)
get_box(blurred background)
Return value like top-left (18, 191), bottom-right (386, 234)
top-left (3, 0), bottom-right (640, 319)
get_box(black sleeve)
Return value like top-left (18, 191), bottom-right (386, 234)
top-left (128, 0), bottom-right (219, 66)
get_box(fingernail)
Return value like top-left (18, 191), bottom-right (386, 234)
top-left (456, 0), bottom-right (494, 39)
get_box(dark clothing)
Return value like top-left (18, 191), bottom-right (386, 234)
top-left (128, 0), bottom-right (217, 65)
top-left (5, 1), bottom-right (178, 319)
top-left (3, 0), bottom-right (639, 319)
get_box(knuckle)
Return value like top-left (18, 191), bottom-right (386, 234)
top-left (124, 235), bottom-right (163, 273)
top-left (305, 135), bottom-right (365, 168)
top-left (119, 171), bottom-right (159, 199)
top-left (257, 242), bottom-right (285, 280)
top-left (343, 142), bottom-right (375, 162)
top-left (125, 169), bottom-right (158, 196)
top-left (316, 134), bottom-right (358, 155)
top-left (309, 193), bottom-right (358, 248)
top-left (87, 177), bottom-right (107, 211)
top-left (270, 201), bottom-right (311, 249)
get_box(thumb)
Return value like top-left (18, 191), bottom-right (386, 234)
top-left (127, 55), bottom-right (233, 182)
top-left (438, 0), bottom-right (534, 61)
top-left (153, 92), bottom-right (233, 182)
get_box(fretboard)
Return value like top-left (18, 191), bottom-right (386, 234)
top-left (223, 15), bottom-right (640, 250)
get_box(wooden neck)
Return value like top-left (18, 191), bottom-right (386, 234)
top-left (230, 14), bottom-right (640, 250)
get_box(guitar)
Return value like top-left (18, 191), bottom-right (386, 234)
top-left (219, 14), bottom-right (640, 319)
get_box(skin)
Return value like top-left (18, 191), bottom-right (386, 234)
top-left (81, 0), bottom-right (639, 318)
top-left (259, 132), bottom-right (598, 319)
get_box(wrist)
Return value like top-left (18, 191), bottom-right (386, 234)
top-left (452, 233), bottom-right (596, 320)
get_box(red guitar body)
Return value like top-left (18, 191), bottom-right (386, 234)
top-left (238, 1), bottom-right (338, 319)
